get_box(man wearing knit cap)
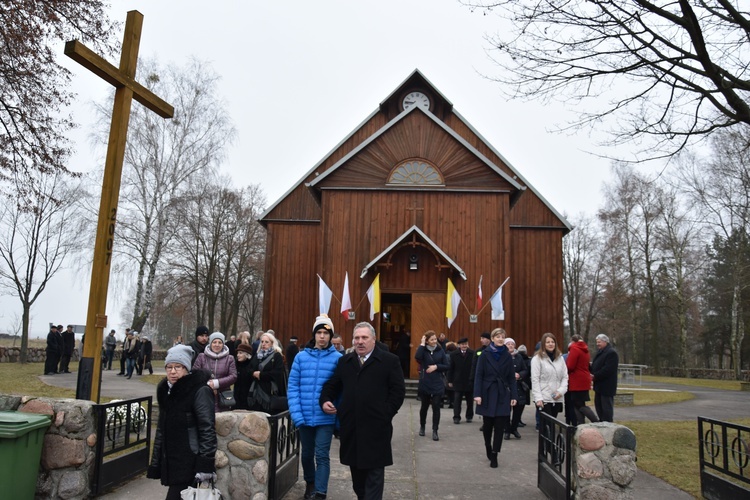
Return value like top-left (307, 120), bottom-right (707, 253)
top-left (590, 333), bottom-right (619, 422)
top-left (190, 325), bottom-right (210, 364)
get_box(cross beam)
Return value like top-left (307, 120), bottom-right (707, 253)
top-left (66, 11), bottom-right (174, 402)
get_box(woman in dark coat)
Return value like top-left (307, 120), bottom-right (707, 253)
top-left (248, 331), bottom-right (287, 413)
top-left (414, 331), bottom-right (450, 441)
top-left (504, 338), bottom-right (529, 439)
top-left (473, 329), bottom-right (518, 468)
top-left (233, 343), bottom-right (254, 410)
top-left (147, 345), bottom-right (217, 500)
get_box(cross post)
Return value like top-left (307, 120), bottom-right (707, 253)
top-left (65, 10), bottom-right (174, 401)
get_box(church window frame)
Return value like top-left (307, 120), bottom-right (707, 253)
top-left (387, 159), bottom-right (444, 187)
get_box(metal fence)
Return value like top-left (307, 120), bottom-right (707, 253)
top-left (618, 364), bottom-right (648, 386)
top-left (267, 410), bottom-right (300, 500)
top-left (698, 416), bottom-right (750, 499)
top-left (537, 411), bottom-right (573, 500)
top-left (91, 396), bottom-right (152, 496)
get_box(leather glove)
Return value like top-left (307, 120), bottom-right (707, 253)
top-left (195, 472), bottom-right (217, 483)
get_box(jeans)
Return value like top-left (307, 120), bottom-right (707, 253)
top-left (299, 424), bottom-right (334, 495)
top-left (105, 349), bottom-right (115, 370)
top-left (126, 357), bottom-right (136, 377)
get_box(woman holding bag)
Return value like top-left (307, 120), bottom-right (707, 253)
top-left (248, 331), bottom-right (286, 413)
top-left (193, 332), bottom-right (238, 412)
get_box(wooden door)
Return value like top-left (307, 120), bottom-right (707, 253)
top-left (410, 292), bottom-right (445, 379)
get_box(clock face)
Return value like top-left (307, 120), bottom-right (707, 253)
top-left (402, 91), bottom-right (430, 111)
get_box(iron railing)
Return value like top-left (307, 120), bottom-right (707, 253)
top-left (91, 396), bottom-right (152, 496)
top-left (267, 410), bottom-right (300, 500)
top-left (537, 411), bottom-right (573, 500)
top-left (698, 416), bottom-right (750, 500)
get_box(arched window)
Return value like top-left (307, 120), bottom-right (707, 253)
top-left (387, 160), bottom-right (444, 186)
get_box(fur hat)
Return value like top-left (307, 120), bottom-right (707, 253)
top-left (209, 332), bottom-right (225, 345)
top-left (165, 345), bottom-right (193, 370)
top-left (236, 344), bottom-right (253, 355)
top-left (312, 314), bottom-right (334, 335)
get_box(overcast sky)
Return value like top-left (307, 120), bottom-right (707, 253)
top-left (4, 1), bottom-right (622, 339)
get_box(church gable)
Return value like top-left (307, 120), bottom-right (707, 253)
top-left (311, 110), bottom-right (519, 192)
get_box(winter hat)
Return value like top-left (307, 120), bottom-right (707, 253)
top-left (312, 314), bottom-right (334, 335)
top-left (457, 337), bottom-right (468, 344)
top-left (505, 338), bottom-right (516, 347)
top-left (195, 325), bottom-right (209, 336)
top-left (480, 332), bottom-right (491, 340)
top-left (209, 332), bottom-right (225, 345)
top-left (518, 344), bottom-right (527, 354)
top-left (236, 344), bottom-right (253, 355)
top-left (165, 345), bottom-right (193, 370)
top-left (141, 335), bottom-right (149, 341)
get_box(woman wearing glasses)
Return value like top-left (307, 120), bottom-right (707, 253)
top-left (147, 345), bottom-right (217, 499)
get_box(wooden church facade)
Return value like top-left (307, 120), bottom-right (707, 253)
top-left (260, 71), bottom-right (570, 378)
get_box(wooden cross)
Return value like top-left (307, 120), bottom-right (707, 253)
top-left (405, 202), bottom-right (424, 227)
top-left (65, 11), bottom-right (174, 402)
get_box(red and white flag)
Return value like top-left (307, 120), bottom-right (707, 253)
top-left (340, 272), bottom-right (352, 320)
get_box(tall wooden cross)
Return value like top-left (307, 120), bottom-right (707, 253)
top-left (65, 11), bottom-right (174, 402)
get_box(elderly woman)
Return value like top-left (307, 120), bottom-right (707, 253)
top-left (233, 343), bottom-right (254, 410)
top-left (415, 330), bottom-right (450, 441)
top-left (248, 331), bottom-right (287, 413)
top-left (473, 328), bottom-right (517, 468)
top-left (504, 338), bottom-right (529, 439)
top-left (147, 345), bottom-right (217, 500)
top-left (193, 332), bottom-right (238, 412)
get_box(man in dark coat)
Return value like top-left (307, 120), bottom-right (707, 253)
top-left (44, 325), bottom-right (61, 375)
top-left (285, 336), bottom-right (299, 371)
top-left (590, 333), bottom-right (619, 422)
top-left (448, 337), bottom-right (475, 424)
top-left (59, 325), bottom-right (75, 373)
top-left (320, 321), bottom-right (405, 500)
top-left (190, 325), bottom-right (210, 365)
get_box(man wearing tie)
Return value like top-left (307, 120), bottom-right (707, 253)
top-left (448, 337), bottom-right (475, 424)
top-left (320, 322), bottom-right (405, 500)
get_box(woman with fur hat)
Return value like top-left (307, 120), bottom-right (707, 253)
top-left (288, 314), bottom-right (342, 499)
top-left (233, 343), bottom-right (254, 410)
top-left (247, 331), bottom-right (286, 413)
top-left (193, 332), bottom-right (238, 412)
top-left (147, 345), bottom-right (217, 499)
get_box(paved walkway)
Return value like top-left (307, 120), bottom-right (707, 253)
top-left (40, 370), bottom-right (742, 499)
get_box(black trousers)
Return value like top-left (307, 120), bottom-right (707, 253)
top-left (59, 351), bottom-right (72, 372)
top-left (350, 466), bottom-right (384, 500)
top-left (419, 392), bottom-right (442, 430)
top-left (509, 403), bottom-right (525, 432)
top-left (43, 352), bottom-right (58, 374)
top-left (453, 390), bottom-right (474, 420)
top-left (482, 415), bottom-right (509, 453)
top-left (595, 393), bottom-right (614, 422)
top-left (119, 353), bottom-right (126, 374)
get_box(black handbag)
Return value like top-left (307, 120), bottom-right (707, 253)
top-left (269, 380), bottom-right (288, 413)
top-left (218, 390), bottom-right (236, 409)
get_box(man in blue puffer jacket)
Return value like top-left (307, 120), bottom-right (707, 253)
top-left (288, 314), bottom-right (342, 500)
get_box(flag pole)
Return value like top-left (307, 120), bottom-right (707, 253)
top-left (477, 276), bottom-right (510, 315)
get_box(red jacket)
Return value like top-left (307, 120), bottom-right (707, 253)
top-left (566, 341), bottom-right (592, 392)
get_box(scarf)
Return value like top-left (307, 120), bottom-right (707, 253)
top-left (426, 344), bottom-right (437, 353)
top-left (487, 342), bottom-right (506, 361)
top-left (546, 349), bottom-right (556, 361)
top-left (256, 348), bottom-right (271, 360)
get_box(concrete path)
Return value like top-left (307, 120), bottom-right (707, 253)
top-left (40, 370), bottom-right (724, 499)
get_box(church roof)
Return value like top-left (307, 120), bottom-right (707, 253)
top-left (360, 225), bottom-right (467, 280)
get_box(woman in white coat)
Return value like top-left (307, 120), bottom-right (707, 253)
top-left (530, 332), bottom-right (568, 420)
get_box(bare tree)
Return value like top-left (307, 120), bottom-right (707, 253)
top-left (0, 1), bottom-right (116, 199)
top-left (0, 173), bottom-right (83, 362)
top-left (91, 59), bottom-right (236, 333)
top-left (563, 213), bottom-right (604, 343)
top-left (463, 1), bottom-right (750, 159)
top-left (679, 126), bottom-right (750, 378)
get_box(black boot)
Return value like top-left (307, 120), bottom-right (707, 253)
top-left (419, 425), bottom-right (425, 436)
top-left (490, 452), bottom-right (498, 468)
top-left (512, 430), bottom-right (521, 439)
top-left (432, 429), bottom-right (439, 441)
top-left (304, 481), bottom-right (315, 500)
top-left (485, 444), bottom-right (492, 460)
top-left (504, 432), bottom-right (511, 440)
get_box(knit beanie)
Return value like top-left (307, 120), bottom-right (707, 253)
top-left (165, 345), bottom-right (193, 371)
top-left (312, 314), bottom-right (334, 335)
top-left (209, 332), bottom-right (225, 345)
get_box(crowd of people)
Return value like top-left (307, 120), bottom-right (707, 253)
top-left (49, 317), bottom-right (617, 500)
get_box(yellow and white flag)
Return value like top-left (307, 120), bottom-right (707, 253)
top-left (366, 274), bottom-right (380, 320)
top-left (446, 278), bottom-right (461, 328)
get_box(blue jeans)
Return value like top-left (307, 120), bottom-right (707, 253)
top-left (298, 424), bottom-right (334, 494)
top-left (126, 357), bottom-right (136, 376)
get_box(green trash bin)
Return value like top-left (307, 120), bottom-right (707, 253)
top-left (0, 411), bottom-right (52, 499)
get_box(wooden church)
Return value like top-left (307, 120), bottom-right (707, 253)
top-left (260, 70), bottom-right (571, 378)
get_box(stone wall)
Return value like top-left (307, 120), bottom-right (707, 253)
top-left (647, 367), bottom-right (750, 381)
top-left (574, 423), bottom-right (637, 499)
top-left (0, 394), bottom-right (272, 499)
top-left (0, 395), bottom-right (97, 499)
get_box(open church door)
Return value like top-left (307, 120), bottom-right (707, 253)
top-left (410, 292), bottom-right (445, 379)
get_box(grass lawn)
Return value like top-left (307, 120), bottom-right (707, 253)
top-left (0, 360), bottom-right (79, 399)
top-left (640, 375), bottom-right (745, 391)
